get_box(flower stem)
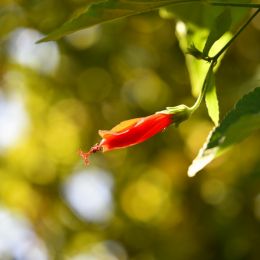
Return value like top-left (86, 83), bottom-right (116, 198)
top-left (189, 61), bottom-right (215, 113)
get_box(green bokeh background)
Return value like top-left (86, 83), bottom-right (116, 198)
top-left (0, 1), bottom-right (260, 259)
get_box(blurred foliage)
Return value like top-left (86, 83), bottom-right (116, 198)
top-left (0, 1), bottom-right (260, 260)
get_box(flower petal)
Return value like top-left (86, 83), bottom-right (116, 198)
top-left (98, 117), bottom-right (141, 138)
top-left (98, 130), bottom-right (114, 139)
top-left (111, 117), bottom-right (141, 133)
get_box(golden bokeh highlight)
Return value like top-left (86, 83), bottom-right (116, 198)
top-left (120, 175), bottom-right (168, 222)
top-left (200, 178), bottom-right (227, 205)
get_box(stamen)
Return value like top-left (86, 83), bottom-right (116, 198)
top-left (79, 143), bottom-right (102, 166)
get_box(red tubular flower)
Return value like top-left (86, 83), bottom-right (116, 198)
top-left (79, 112), bottom-right (173, 165)
top-left (79, 105), bottom-right (190, 165)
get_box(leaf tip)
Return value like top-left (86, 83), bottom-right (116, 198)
top-left (188, 148), bottom-right (217, 177)
top-left (36, 36), bottom-right (52, 44)
top-left (187, 166), bottom-right (198, 177)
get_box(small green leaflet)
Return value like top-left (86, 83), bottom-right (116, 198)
top-left (188, 87), bottom-right (260, 177)
top-left (205, 67), bottom-right (219, 125)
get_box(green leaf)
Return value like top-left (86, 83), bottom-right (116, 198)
top-left (38, 0), bottom-right (204, 42)
top-left (161, 0), bottom-right (251, 29)
top-left (172, 3), bottom-right (233, 97)
top-left (175, 21), bottom-right (210, 96)
top-left (205, 68), bottom-right (219, 125)
top-left (38, 0), bottom-right (255, 42)
top-left (202, 8), bottom-right (232, 56)
top-left (188, 87), bottom-right (260, 177)
top-left (160, 2), bottom-right (221, 28)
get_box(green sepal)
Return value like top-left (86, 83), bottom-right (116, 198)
top-left (159, 105), bottom-right (191, 126)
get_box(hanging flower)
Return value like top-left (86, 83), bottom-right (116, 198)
top-left (79, 106), bottom-right (190, 165)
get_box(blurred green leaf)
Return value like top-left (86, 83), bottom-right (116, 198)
top-left (160, 1), bottom-right (220, 28)
top-left (38, 0), bottom-right (254, 43)
top-left (202, 8), bottom-right (232, 56)
top-left (38, 0), bottom-right (205, 42)
top-left (205, 67), bottom-right (219, 125)
top-left (188, 87), bottom-right (260, 177)
top-left (160, 0), bottom-right (251, 28)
